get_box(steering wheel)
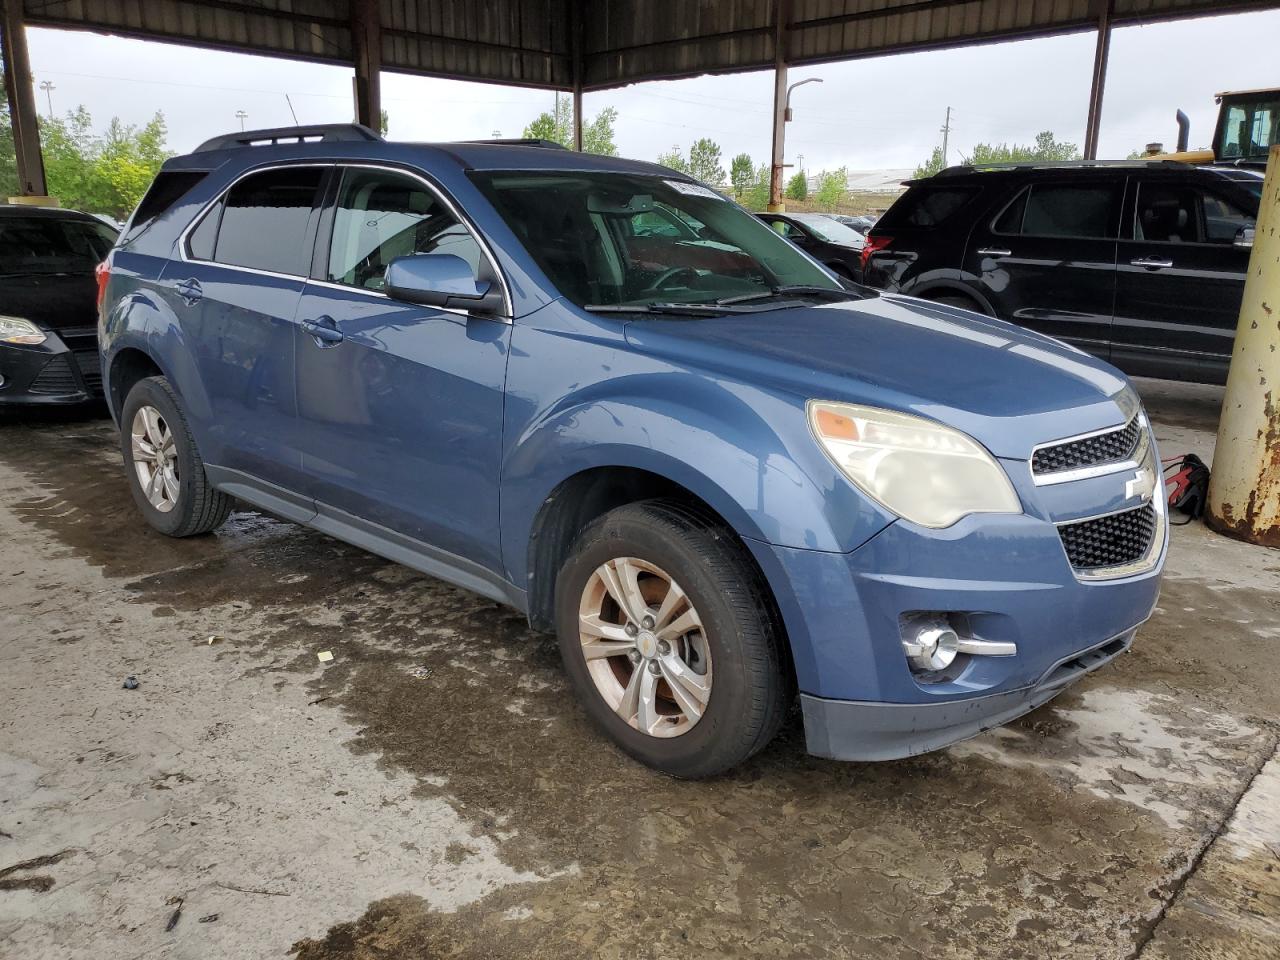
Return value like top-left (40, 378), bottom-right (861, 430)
top-left (647, 266), bottom-right (699, 292)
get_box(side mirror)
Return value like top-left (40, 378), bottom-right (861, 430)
top-left (385, 254), bottom-right (505, 316)
top-left (1234, 226), bottom-right (1255, 250)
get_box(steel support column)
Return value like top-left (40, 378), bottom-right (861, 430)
top-left (767, 0), bottom-right (789, 212)
top-left (1083, 0), bottom-right (1113, 160)
top-left (571, 0), bottom-right (583, 151)
top-left (1, 0), bottom-right (47, 197)
top-left (351, 0), bottom-right (381, 132)
top-left (1206, 145), bottom-right (1280, 547)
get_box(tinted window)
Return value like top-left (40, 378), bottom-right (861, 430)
top-left (327, 168), bottom-right (483, 291)
top-left (991, 188), bottom-right (1028, 234)
top-left (186, 200), bottom-right (221, 261)
top-left (122, 170), bottom-right (209, 243)
top-left (213, 167), bottom-right (324, 275)
top-left (1135, 182), bottom-right (1256, 245)
top-left (0, 217), bottom-right (117, 274)
top-left (880, 186), bottom-right (979, 228)
top-left (1019, 184), bottom-right (1118, 238)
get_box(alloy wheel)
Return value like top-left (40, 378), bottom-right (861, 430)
top-left (130, 405), bottom-right (180, 513)
top-left (577, 557), bottom-right (712, 738)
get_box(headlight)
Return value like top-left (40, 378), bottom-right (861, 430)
top-left (808, 400), bottom-right (1021, 528)
top-left (0, 316), bottom-right (46, 346)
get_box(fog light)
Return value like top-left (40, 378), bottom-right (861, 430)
top-left (902, 620), bottom-right (960, 672)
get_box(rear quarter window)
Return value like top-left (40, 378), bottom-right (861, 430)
top-left (878, 186), bottom-right (980, 229)
top-left (121, 170), bottom-right (210, 244)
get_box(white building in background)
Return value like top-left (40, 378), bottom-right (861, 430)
top-left (806, 168), bottom-right (914, 194)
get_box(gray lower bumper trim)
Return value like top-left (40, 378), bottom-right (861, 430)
top-left (801, 630), bottom-right (1134, 762)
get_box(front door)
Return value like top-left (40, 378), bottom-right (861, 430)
top-left (963, 179), bottom-right (1123, 359)
top-left (293, 165), bottom-right (510, 573)
top-left (1113, 177), bottom-right (1255, 383)
top-left (157, 165), bottom-right (325, 492)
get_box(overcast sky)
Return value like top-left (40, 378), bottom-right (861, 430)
top-left (26, 8), bottom-right (1280, 174)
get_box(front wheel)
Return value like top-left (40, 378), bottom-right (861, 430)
top-left (120, 376), bottom-right (233, 537)
top-left (554, 500), bottom-right (791, 778)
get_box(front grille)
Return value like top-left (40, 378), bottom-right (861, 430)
top-left (28, 356), bottom-right (82, 395)
top-left (72, 350), bottom-right (103, 395)
top-left (1058, 504), bottom-right (1157, 571)
top-left (1033, 417), bottom-right (1142, 476)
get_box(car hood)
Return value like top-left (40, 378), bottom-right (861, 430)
top-left (622, 293), bottom-right (1133, 460)
top-left (0, 272), bottom-right (98, 332)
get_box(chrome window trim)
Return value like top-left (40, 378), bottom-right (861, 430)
top-left (175, 160), bottom-right (513, 323)
top-left (1030, 413), bottom-right (1147, 486)
top-left (1053, 427), bottom-right (1166, 582)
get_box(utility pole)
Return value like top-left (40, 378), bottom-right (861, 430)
top-left (797, 153), bottom-right (804, 172)
top-left (941, 106), bottom-right (952, 167)
top-left (38, 79), bottom-right (53, 116)
top-left (235, 110), bottom-right (248, 131)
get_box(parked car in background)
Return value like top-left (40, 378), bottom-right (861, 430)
top-left (827, 213), bottom-right (877, 235)
top-left (100, 125), bottom-right (1165, 777)
top-left (755, 211), bottom-right (865, 282)
top-left (862, 161), bottom-right (1262, 385)
top-left (0, 206), bottom-right (117, 405)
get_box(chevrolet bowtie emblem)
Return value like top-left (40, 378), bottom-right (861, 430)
top-left (1125, 468), bottom-right (1155, 502)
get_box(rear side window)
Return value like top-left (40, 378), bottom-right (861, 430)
top-left (122, 170), bottom-right (209, 243)
top-left (212, 167), bottom-right (325, 276)
top-left (879, 186), bottom-right (979, 228)
top-left (996, 183), bottom-right (1120, 239)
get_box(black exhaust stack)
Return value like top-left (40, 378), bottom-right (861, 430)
top-left (1175, 110), bottom-right (1190, 153)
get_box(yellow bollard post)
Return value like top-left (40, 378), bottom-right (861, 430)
top-left (1205, 144), bottom-right (1280, 547)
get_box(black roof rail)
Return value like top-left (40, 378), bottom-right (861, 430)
top-left (194, 123), bottom-right (383, 153)
top-left (932, 158), bottom-right (1189, 177)
top-left (462, 138), bottom-right (568, 149)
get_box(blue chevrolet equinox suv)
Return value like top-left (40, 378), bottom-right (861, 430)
top-left (99, 125), bottom-right (1166, 778)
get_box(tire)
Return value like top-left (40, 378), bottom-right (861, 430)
top-left (928, 292), bottom-right (989, 315)
top-left (554, 499), bottom-right (791, 778)
top-left (119, 375), bottom-right (233, 537)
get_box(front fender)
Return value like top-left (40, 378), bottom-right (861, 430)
top-left (500, 365), bottom-right (895, 583)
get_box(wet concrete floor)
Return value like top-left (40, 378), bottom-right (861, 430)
top-left (1, 379), bottom-right (1278, 959)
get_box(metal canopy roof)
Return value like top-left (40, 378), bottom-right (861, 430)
top-left (24, 0), bottom-right (1280, 92)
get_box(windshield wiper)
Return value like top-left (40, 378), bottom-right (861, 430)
top-left (714, 285), bottom-right (865, 306)
top-left (583, 302), bottom-right (742, 317)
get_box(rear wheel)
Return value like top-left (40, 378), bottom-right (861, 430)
top-left (120, 376), bottom-right (233, 537)
top-left (555, 500), bottom-right (791, 778)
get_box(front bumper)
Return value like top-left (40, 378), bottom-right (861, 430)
top-left (801, 629), bottom-right (1133, 761)
top-left (0, 328), bottom-right (102, 405)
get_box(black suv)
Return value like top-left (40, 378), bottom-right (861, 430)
top-left (862, 162), bottom-right (1262, 384)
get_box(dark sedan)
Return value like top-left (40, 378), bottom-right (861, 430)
top-left (0, 206), bottom-right (117, 405)
top-left (755, 212), bottom-right (865, 282)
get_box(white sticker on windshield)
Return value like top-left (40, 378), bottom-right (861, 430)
top-left (664, 180), bottom-right (725, 200)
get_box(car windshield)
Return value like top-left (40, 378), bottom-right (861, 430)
top-left (0, 217), bottom-right (117, 275)
top-left (789, 214), bottom-right (864, 245)
top-left (469, 171), bottom-right (842, 309)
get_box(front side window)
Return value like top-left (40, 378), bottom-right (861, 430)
top-left (471, 172), bottom-right (839, 308)
top-left (0, 217), bottom-right (117, 275)
top-left (327, 167), bottom-right (483, 291)
top-left (211, 167), bottom-right (325, 276)
top-left (1135, 182), bottom-right (1256, 245)
top-left (999, 183), bottom-right (1119, 239)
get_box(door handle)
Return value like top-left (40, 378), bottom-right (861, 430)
top-left (301, 316), bottom-right (344, 347)
top-left (976, 247), bottom-right (1012, 258)
top-left (175, 278), bottom-right (203, 305)
top-left (1130, 256), bottom-right (1173, 270)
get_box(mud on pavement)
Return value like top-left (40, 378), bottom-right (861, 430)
top-left (2, 385), bottom-right (1279, 960)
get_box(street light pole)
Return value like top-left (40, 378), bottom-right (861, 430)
top-left (235, 110), bottom-right (248, 131)
top-left (769, 75), bottom-right (822, 212)
top-left (38, 80), bottom-right (53, 116)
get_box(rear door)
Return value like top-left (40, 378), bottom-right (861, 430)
top-left (159, 165), bottom-right (325, 494)
top-left (292, 164), bottom-right (510, 574)
top-left (1112, 176), bottom-right (1255, 383)
top-left (963, 178), bottom-right (1123, 357)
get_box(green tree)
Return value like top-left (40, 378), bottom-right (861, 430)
top-left (813, 167), bottom-right (848, 211)
top-left (522, 99), bottom-right (618, 155)
top-left (912, 145), bottom-right (945, 179)
top-left (42, 107), bottom-right (171, 219)
top-left (656, 144), bottom-right (688, 172)
top-left (729, 153), bottom-right (754, 199)
top-left (379, 108), bottom-right (389, 136)
top-left (742, 164), bottom-right (771, 211)
top-left (962, 130), bottom-right (1081, 166)
top-left (686, 138), bottom-right (725, 185)
top-left (784, 170), bottom-right (808, 200)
